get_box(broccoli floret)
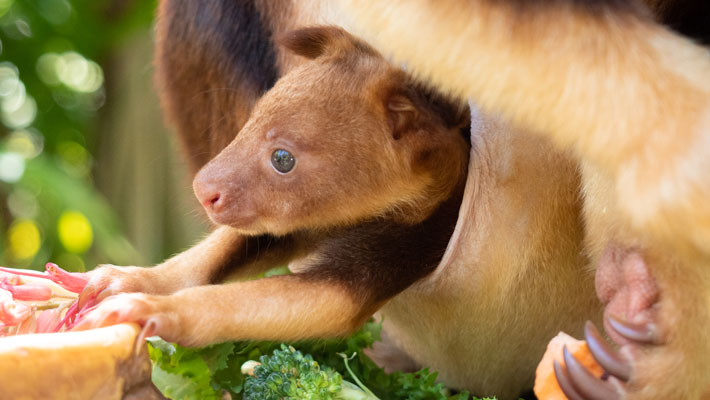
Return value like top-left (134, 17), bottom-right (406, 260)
top-left (243, 344), bottom-right (379, 400)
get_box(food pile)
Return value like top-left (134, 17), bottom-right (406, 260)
top-left (0, 263), bottom-right (93, 335)
top-left (0, 264), bottom-right (155, 399)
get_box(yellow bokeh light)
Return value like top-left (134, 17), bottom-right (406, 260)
top-left (8, 219), bottom-right (41, 260)
top-left (57, 210), bottom-right (93, 254)
top-left (5, 129), bottom-right (43, 159)
top-left (57, 141), bottom-right (88, 166)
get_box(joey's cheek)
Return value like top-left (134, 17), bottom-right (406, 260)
top-left (259, 179), bottom-right (308, 219)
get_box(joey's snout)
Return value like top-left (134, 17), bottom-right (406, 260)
top-left (193, 175), bottom-right (223, 211)
top-left (192, 161), bottom-right (256, 228)
top-left (193, 167), bottom-right (226, 213)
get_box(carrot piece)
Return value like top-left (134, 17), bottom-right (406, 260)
top-left (534, 331), bottom-right (604, 400)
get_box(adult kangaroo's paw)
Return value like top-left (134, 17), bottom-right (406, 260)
top-left (556, 245), bottom-right (710, 399)
top-left (554, 318), bottom-right (660, 400)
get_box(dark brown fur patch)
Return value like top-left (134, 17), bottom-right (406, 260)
top-left (155, 0), bottom-right (280, 172)
top-left (207, 234), bottom-right (296, 285)
top-left (174, 0), bottom-right (279, 93)
top-left (651, 0), bottom-right (710, 44)
top-left (307, 182), bottom-right (465, 306)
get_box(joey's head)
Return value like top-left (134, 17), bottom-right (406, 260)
top-left (193, 26), bottom-right (469, 235)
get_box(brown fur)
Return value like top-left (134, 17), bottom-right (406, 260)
top-left (191, 31), bottom-right (468, 233)
top-left (332, 0), bottom-right (710, 398)
top-left (77, 27), bottom-right (470, 353)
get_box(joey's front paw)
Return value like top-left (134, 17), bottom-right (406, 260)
top-left (72, 293), bottom-right (182, 344)
top-left (77, 265), bottom-right (153, 309)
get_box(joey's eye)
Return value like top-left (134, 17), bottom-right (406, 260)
top-left (271, 149), bottom-right (295, 173)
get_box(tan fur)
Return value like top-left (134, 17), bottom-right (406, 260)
top-left (375, 109), bottom-right (600, 399)
top-left (334, 0), bottom-right (710, 256)
top-left (332, 1), bottom-right (710, 398)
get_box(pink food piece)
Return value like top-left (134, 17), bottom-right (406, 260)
top-left (44, 263), bottom-right (89, 293)
top-left (36, 308), bottom-right (64, 334)
top-left (0, 290), bottom-right (32, 326)
top-left (0, 282), bottom-right (52, 301)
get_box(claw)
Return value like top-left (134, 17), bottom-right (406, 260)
top-left (563, 345), bottom-right (620, 400)
top-left (76, 286), bottom-right (96, 310)
top-left (608, 315), bottom-right (659, 344)
top-left (553, 359), bottom-right (586, 400)
top-left (585, 321), bottom-right (631, 381)
top-left (135, 320), bottom-right (156, 355)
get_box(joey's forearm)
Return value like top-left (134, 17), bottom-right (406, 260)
top-left (79, 222), bottom-right (440, 344)
top-left (167, 275), bottom-right (374, 345)
top-left (77, 240), bottom-right (418, 345)
top-left (73, 274), bottom-right (375, 346)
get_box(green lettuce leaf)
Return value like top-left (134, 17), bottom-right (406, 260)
top-left (148, 321), bottom-right (497, 400)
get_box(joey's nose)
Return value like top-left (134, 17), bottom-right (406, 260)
top-left (193, 176), bottom-right (225, 212)
top-left (203, 192), bottom-right (222, 210)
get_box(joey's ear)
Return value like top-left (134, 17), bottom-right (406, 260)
top-left (278, 26), bottom-right (378, 60)
top-left (278, 26), bottom-right (348, 59)
top-left (387, 93), bottom-right (420, 140)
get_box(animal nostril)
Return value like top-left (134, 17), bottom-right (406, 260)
top-left (193, 169), bottom-right (226, 212)
top-left (204, 192), bottom-right (221, 210)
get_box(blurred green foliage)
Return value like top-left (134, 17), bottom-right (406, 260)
top-left (0, 0), bottom-right (156, 271)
